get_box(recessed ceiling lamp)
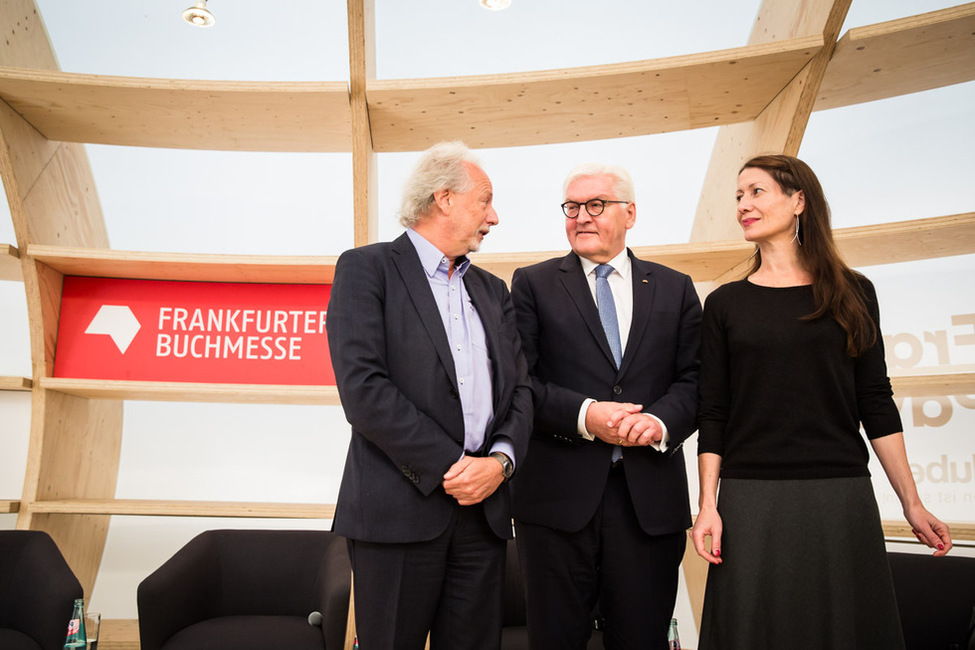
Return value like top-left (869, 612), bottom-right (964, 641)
top-left (182, 1), bottom-right (215, 27)
top-left (479, 0), bottom-right (511, 10)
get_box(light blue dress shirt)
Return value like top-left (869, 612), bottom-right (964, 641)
top-left (407, 230), bottom-right (514, 465)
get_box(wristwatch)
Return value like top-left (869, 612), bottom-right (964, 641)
top-left (490, 452), bottom-right (514, 482)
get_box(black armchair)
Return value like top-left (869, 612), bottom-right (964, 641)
top-left (138, 529), bottom-right (351, 650)
top-left (0, 530), bottom-right (84, 650)
top-left (888, 551), bottom-right (975, 650)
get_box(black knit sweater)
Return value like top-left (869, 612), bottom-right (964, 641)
top-left (697, 277), bottom-right (902, 480)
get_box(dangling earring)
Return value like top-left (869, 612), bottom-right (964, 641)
top-left (791, 214), bottom-right (802, 246)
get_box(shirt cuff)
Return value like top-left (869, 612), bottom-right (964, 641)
top-left (644, 413), bottom-right (670, 452)
top-left (489, 439), bottom-right (517, 469)
top-left (577, 398), bottom-right (596, 440)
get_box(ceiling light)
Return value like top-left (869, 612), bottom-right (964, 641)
top-left (182, 1), bottom-right (215, 27)
top-left (479, 0), bottom-right (511, 10)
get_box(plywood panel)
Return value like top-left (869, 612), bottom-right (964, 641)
top-left (41, 378), bottom-right (341, 406)
top-left (817, 4), bottom-right (975, 110)
top-left (0, 243), bottom-right (21, 280)
top-left (890, 372), bottom-right (975, 398)
top-left (98, 619), bottom-right (139, 650)
top-left (368, 37), bottom-right (820, 152)
top-left (883, 521), bottom-right (975, 542)
top-left (0, 0), bottom-right (58, 70)
top-left (19, 391), bottom-right (123, 594)
top-left (0, 67), bottom-right (352, 152)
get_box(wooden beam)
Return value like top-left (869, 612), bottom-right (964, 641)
top-left (29, 499), bottom-right (335, 519)
top-left (348, 0), bottom-right (378, 246)
top-left (883, 521), bottom-right (975, 543)
top-left (691, 0), bottom-right (852, 242)
top-left (835, 212), bottom-right (975, 267)
top-left (0, 376), bottom-right (32, 391)
top-left (817, 3), bottom-right (975, 110)
top-left (0, 243), bottom-right (21, 280)
top-left (0, 67), bottom-right (352, 152)
top-left (0, 500), bottom-right (20, 513)
top-left (368, 37), bottom-right (820, 152)
top-left (28, 245), bottom-right (338, 284)
top-left (40, 378), bottom-right (341, 405)
top-left (28, 212), bottom-right (973, 289)
top-left (891, 372), bottom-right (975, 398)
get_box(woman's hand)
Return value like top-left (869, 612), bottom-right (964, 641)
top-left (692, 505), bottom-right (723, 565)
top-left (905, 503), bottom-right (952, 557)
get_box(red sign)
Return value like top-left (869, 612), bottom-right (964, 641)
top-left (53, 277), bottom-right (335, 386)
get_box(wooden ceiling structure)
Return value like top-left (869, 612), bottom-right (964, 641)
top-left (1, 1), bottom-right (973, 647)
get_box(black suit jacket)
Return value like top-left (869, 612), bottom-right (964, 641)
top-left (510, 250), bottom-right (701, 535)
top-left (326, 233), bottom-right (532, 543)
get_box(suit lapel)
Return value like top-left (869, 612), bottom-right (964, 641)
top-left (390, 233), bottom-right (458, 388)
top-left (621, 252), bottom-right (656, 374)
top-left (558, 253), bottom-right (618, 371)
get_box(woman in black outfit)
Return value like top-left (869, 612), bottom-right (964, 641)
top-left (691, 154), bottom-right (952, 649)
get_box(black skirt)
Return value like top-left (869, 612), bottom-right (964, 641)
top-left (697, 477), bottom-right (905, 650)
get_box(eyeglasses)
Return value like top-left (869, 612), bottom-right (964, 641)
top-left (561, 199), bottom-right (629, 219)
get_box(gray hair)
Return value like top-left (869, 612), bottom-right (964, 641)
top-left (399, 141), bottom-right (482, 228)
top-left (562, 162), bottom-right (635, 203)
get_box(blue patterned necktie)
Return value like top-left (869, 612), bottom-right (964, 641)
top-left (595, 264), bottom-right (622, 369)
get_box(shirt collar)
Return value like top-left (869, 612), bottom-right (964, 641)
top-left (407, 228), bottom-right (470, 278)
top-left (579, 249), bottom-right (631, 280)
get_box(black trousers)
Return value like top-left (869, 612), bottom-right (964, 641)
top-left (349, 502), bottom-right (506, 650)
top-left (516, 464), bottom-right (686, 650)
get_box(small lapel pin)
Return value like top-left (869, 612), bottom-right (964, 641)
top-left (642, 279), bottom-right (648, 284)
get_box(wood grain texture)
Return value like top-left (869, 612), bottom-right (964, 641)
top-left (368, 37), bottom-right (820, 151)
top-left (40, 378), bottom-right (342, 405)
top-left (28, 246), bottom-right (338, 283)
top-left (0, 243), bottom-right (20, 281)
top-left (0, 500), bottom-right (21, 513)
top-left (0, 67), bottom-right (352, 152)
top-left (29, 499), bottom-right (336, 519)
top-left (817, 3), bottom-right (975, 110)
top-left (891, 373), bottom-right (975, 398)
top-left (348, 0), bottom-right (378, 246)
top-left (0, 376), bottom-right (32, 391)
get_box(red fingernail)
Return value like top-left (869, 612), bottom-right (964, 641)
top-left (714, 549), bottom-right (720, 557)
top-left (937, 543), bottom-right (944, 550)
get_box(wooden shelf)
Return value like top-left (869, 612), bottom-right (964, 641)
top-left (28, 498), bottom-right (335, 519)
top-left (99, 619), bottom-right (139, 650)
top-left (891, 372), bottom-right (975, 398)
top-left (40, 378), bottom-right (340, 405)
top-left (476, 212), bottom-right (975, 285)
top-left (0, 69), bottom-right (351, 152)
top-left (817, 3), bottom-right (975, 111)
top-left (28, 246), bottom-right (338, 284)
top-left (0, 376), bottom-right (32, 391)
top-left (25, 213), bottom-right (972, 290)
top-left (0, 243), bottom-right (20, 281)
top-left (883, 521), bottom-right (975, 543)
top-left (367, 37), bottom-right (821, 151)
top-left (0, 500), bottom-right (20, 513)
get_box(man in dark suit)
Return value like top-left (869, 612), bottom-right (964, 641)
top-left (326, 141), bottom-right (532, 650)
top-left (511, 163), bottom-right (701, 649)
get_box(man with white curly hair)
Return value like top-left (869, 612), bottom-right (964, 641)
top-left (327, 141), bottom-right (532, 649)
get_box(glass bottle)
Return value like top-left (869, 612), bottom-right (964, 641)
top-left (667, 617), bottom-right (681, 650)
top-left (63, 598), bottom-right (87, 649)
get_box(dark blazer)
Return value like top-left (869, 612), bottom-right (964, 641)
top-left (326, 232), bottom-right (533, 543)
top-left (510, 250), bottom-right (701, 536)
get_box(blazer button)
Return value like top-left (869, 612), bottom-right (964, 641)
top-left (613, 385), bottom-right (622, 395)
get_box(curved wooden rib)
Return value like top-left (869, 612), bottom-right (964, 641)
top-left (0, 68), bottom-right (352, 152)
top-left (817, 3), bottom-right (975, 111)
top-left (367, 37), bottom-right (821, 151)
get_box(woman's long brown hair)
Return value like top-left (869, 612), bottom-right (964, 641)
top-left (741, 154), bottom-right (876, 356)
